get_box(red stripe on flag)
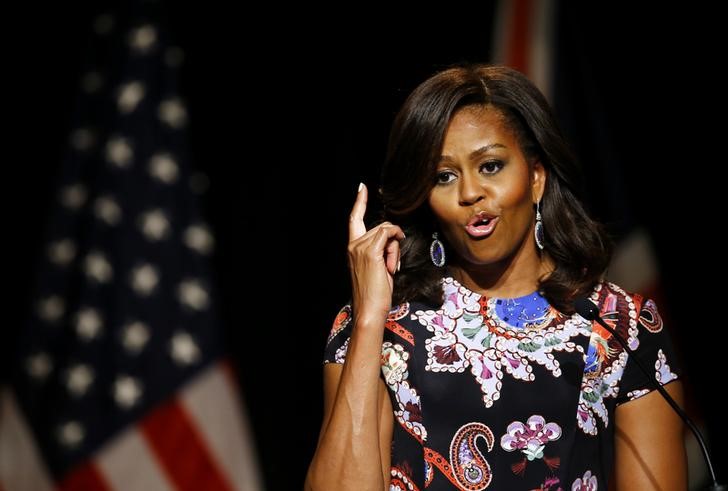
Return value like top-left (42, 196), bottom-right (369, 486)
top-left (141, 398), bottom-right (234, 491)
top-left (58, 461), bottom-right (112, 491)
top-left (505, 0), bottom-right (532, 72)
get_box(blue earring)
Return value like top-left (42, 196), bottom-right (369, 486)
top-left (430, 232), bottom-right (445, 267)
top-left (534, 201), bottom-right (545, 251)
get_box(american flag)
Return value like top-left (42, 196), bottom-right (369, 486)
top-left (0, 3), bottom-right (262, 490)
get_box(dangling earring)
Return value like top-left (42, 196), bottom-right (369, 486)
top-left (534, 201), bottom-right (545, 251)
top-left (430, 232), bottom-right (446, 267)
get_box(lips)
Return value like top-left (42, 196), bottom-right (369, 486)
top-left (465, 211), bottom-right (498, 238)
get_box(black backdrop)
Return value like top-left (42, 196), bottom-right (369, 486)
top-left (10, 3), bottom-right (725, 490)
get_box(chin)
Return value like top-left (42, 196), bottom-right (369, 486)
top-left (462, 252), bottom-right (502, 267)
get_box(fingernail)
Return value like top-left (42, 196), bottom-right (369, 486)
top-left (397, 260), bottom-right (401, 272)
top-left (358, 182), bottom-right (364, 192)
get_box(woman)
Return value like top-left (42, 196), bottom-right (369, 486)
top-left (305, 64), bottom-right (686, 490)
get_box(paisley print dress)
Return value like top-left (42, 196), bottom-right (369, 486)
top-left (323, 278), bottom-right (681, 490)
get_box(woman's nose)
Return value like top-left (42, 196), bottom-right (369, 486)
top-left (459, 174), bottom-right (485, 205)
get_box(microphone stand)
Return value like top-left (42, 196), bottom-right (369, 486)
top-left (575, 298), bottom-right (724, 491)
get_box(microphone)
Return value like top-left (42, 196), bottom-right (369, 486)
top-left (574, 297), bottom-right (725, 491)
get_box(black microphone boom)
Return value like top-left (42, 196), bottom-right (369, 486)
top-left (574, 297), bottom-right (724, 491)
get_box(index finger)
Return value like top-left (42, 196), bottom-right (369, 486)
top-left (348, 182), bottom-right (368, 241)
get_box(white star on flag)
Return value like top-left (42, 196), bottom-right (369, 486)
top-left (170, 331), bottom-right (200, 366)
top-left (129, 263), bottom-right (160, 296)
top-left (93, 195), bottom-right (123, 226)
top-left (158, 97), bottom-right (187, 128)
top-left (36, 295), bottom-right (65, 323)
top-left (47, 238), bottom-right (77, 266)
top-left (59, 183), bottom-right (87, 210)
top-left (26, 352), bottom-right (53, 380)
top-left (105, 135), bottom-right (134, 168)
top-left (138, 209), bottom-right (170, 241)
top-left (83, 250), bottom-right (113, 283)
top-left (148, 152), bottom-right (179, 184)
top-left (184, 224), bottom-right (214, 255)
top-left (121, 321), bottom-right (150, 354)
top-left (117, 81), bottom-right (145, 114)
top-left (74, 307), bottom-right (104, 341)
top-left (177, 279), bottom-right (209, 311)
top-left (66, 364), bottom-right (95, 397)
top-left (113, 376), bottom-right (143, 409)
top-left (128, 24), bottom-right (157, 53)
top-left (57, 421), bottom-right (85, 448)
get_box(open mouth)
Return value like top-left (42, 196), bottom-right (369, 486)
top-left (465, 213), bottom-right (498, 238)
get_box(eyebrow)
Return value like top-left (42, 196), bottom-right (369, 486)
top-left (439, 143), bottom-right (507, 163)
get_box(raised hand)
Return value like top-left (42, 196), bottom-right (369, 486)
top-left (347, 183), bottom-right (405, 325)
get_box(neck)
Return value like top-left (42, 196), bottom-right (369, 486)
top-left (449, 252), bottom-right (554, 299)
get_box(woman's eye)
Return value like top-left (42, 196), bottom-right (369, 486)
top-left (480, 161), bottom-right (504, 174)
top-left (436, 171), bottom-right (456, 184)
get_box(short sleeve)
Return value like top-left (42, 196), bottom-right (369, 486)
top-left (616, 297), bottom-right (682, 405)
top-left (323, 303), bottom-right (354, 364)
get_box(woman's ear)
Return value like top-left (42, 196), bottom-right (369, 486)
top-left (531, 160), bottom-right (547, 202)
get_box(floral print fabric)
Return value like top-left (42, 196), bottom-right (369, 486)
top-left (323, 278), bottom-right (681, 490)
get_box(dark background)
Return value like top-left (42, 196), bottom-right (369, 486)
top-left (9, 3), bottom-right (725, 490)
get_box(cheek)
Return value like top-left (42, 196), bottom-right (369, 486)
top-left (428, 193), bottom-right (463, 240)
top-left (427, 191), bottom-right (452, 222)
top-left (494, 177), bottom-right (531, 210)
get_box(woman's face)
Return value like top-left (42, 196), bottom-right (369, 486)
top-left (428, 105), bottom-right (546, 272)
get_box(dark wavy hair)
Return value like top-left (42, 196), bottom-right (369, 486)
top-left (380, 64), bottom-right (613, 314)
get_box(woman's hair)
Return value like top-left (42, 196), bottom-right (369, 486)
top-left (380, 64), bottom-right (613, 314)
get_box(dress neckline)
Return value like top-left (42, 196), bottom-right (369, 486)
top-left (446, 276), bottom-right (541, 302)
top-left (446, 276), bottom-right (552, 330)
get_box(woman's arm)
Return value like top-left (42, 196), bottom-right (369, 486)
top-left (304, 324), bottom-right (394, 491)
top-left (305, 184), bottom-right (401, 491)
top-left (612, 380), bottom-right (687, 490)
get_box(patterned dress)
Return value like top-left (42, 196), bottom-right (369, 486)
top-left (323, 277), bottom-right (681, 490)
